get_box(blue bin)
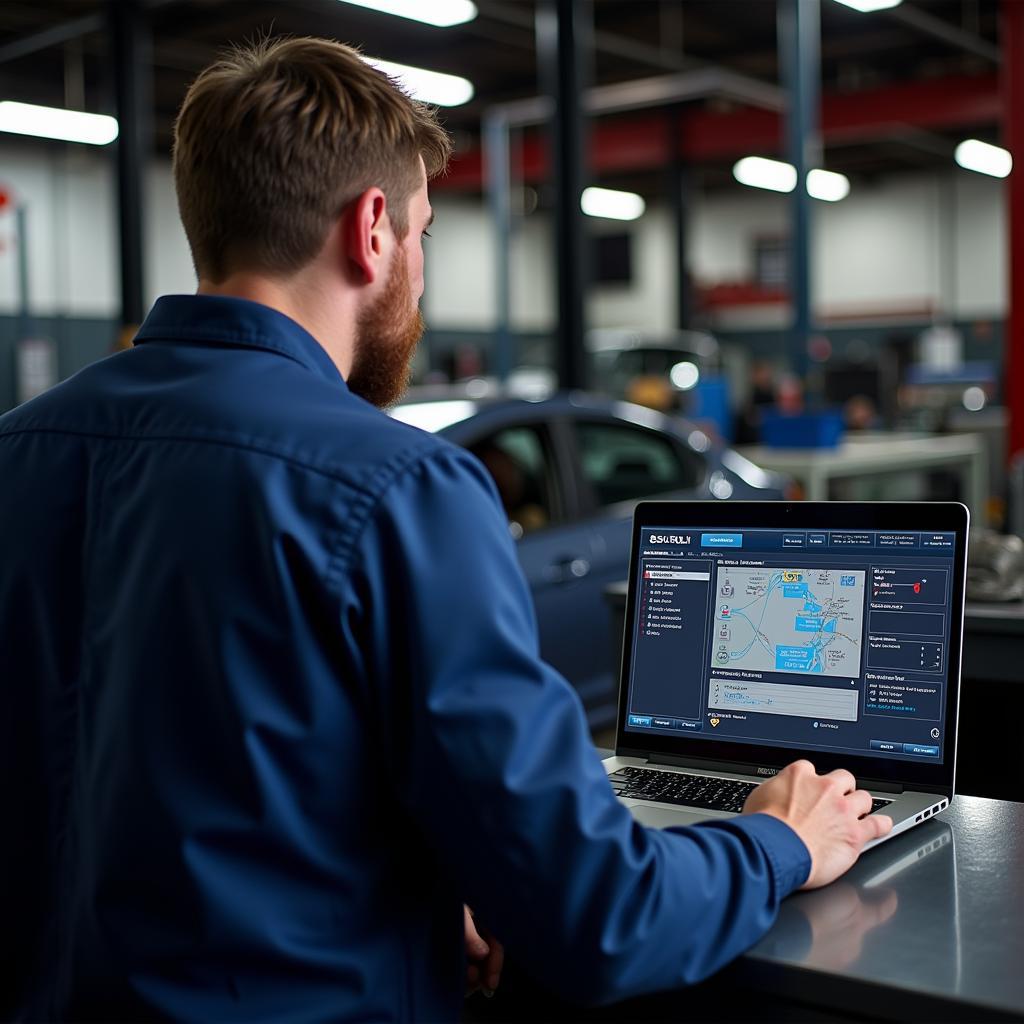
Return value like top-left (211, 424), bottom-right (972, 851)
top-left (761, 411), bottom-right (845, 449)
top-left (687, 376), bottom-right (732, 442)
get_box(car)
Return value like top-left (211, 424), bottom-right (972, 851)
top-left (391, 387), bottom-right (788, 728)
top-left (587, 328), bottom-right (719, 404)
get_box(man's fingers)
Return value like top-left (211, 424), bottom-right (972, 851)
top-left (859, 813), bottom-right (893, 843)
top-left (463, 906), bottom-right (489, 959)
top-left (847, 788), bottom-right (873, 818)
top-left (826, 768), bottom-right (857, 794)
top-left (484, 939), bottom-right (505, 991)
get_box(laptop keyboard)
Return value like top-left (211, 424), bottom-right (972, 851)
top-left (609, 766), bottom-right (893, 816)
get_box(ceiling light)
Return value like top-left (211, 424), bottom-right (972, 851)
top-left (733, 156), bottom-right (797, 194)
top-left (670, 361), bottom-right (700, 390)
top-left (955, 139), bottom-right (1012, 179)
top-left (0, 101), bottom-right (118, 145)
top-left (734, 157), bottom-right (851, 201)
top-left (807, 168), bottom-right (850, 202)
top-left (832, 0), bottom-right (903, 12)
top-left (337, 0), bottom-right (477, 26)
top-left (963, 386), bottom-right (986, 412)
top-left (581, 186), bottom-right (646, 221)
top-left (366, 58), bottom-right (474, 106)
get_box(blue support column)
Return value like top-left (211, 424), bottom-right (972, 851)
top-left (15, 206), bottom-right (32, 341)
top-left (666, 109), bottom-right (693, 331)
top-left (484, 111), bottom-right (513, 384)
top-left (778, 0), bottom-right (821, 379)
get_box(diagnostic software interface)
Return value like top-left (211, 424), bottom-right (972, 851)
top-left (625, 526), bottom-right (957, 763)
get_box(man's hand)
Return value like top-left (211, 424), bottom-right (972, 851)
top-left (464, 905), bottom-right (504, 997)
top-left (743, 760), bottom-right (893, 889)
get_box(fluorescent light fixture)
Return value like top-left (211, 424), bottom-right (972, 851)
top-left (734, 157), bottom-right (851, 201)
top-left (733, 156), bottom-right (797, 194)
top-left (832, 0), bottom-right (902, 11)
top-left (338, 0), bottom-right (477, 27)
top-left (0, 100), bottom-right (118, 145)
top-left (955, 138), bottom-right (1012, 179)
top-left (366, 57), bottom-right (474, 106)
top-left (807, 168), bottom-right (850, 202)
top-left (580, 186), bottom-right (646, 221)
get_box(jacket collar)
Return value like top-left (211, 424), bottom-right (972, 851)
top-left (134, 294), bottom-right (347, 389)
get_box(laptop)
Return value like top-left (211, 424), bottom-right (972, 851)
top-left (604, 501), bottom-right (968, 849)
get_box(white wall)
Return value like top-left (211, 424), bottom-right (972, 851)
top-left (954, 170), bottom-right (1007, 316)
top-left (145, 160), bottom-right (196, 302)
top-left (0, 139), bottom-right (1009, 329)
top-left (421, 199), bottom-right (556, 331)
top-left (691, 172), bottom-right (1006, 326)
top-left (813, 175), bottom-right (941, 316)
top-left (426, 171), bottom-right (1007, 333)
top-left (0, 141), bottom-right (194, 319)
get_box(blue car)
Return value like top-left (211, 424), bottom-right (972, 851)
top-left (392, 389), bottom-right (788, 728)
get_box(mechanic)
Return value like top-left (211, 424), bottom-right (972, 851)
top-left (0, 36), bottom-right (890, 1022)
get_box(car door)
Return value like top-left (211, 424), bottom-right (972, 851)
top-left (456, 418), bottom-right (602, 714)
top-left (561, 415), bottom-right (709, 719)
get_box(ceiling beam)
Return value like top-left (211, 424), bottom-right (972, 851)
top-left (489, 66), bottom-right (785, 127)
top-left (483, 0), bottom-right (698, 73)
top-left (888, 4), bottom-right (999, 63)
top-left (0, 13), bottom-right (102, 66)
top-left (0, 0), bottom-right (178, 68)
top-left (438, 71), bottom-right (1001, 191)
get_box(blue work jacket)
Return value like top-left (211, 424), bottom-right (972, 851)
top-left (0, 295), bottom-right (810, 1022)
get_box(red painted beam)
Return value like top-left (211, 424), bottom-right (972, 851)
top-left (680, 73), bottom-right (1000, 161)
top-left (1004, 0), bottom-right (1024, 464)
top-left (437, 72), bottom-right (1001, 191)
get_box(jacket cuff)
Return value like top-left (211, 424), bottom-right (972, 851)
top-left (726, 812), bottom-right (812, 896)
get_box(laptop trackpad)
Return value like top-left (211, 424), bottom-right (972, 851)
top-left (629, 803), bottom-right (713, 829)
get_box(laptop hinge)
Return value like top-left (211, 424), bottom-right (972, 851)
top-left (648, 753), bottom-right (905, 793)
top-left (859, 778), bottom-right (903, 794)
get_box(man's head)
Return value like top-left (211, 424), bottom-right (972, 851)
top-left (173, 37), bottom-right (450, 405)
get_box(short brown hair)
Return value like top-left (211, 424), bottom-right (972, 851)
top-left (173, 37), bottom-right (451, 282)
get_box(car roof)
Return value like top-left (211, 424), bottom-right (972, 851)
top-left (391, 385), bottom-right (706, 441)
top-left (390, 386), bottom-right (784, 492)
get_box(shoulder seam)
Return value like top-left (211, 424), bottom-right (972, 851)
top-left (322, 443), bottom-right (478, 589)
top-left (0, 424), bottom-right (440, 497)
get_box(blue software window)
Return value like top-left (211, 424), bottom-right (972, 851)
top-left (625, 527), bottom-right (956, 763)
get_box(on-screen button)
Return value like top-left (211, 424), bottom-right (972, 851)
top-left (870, 740), bottom-right (902, 753)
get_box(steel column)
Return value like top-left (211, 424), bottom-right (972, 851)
top-left (537, 0), bottom-right (590, 391)
top-left (109, 0), bottom-right (151, 327)
top-left (15, 206), bottom-right (32, 341)
top-left (666, 111), bottom-right (693, 330)
top-left (778, 0), bottom-right (821, 378)
top-left (1005, 0), bottom-right (1024, 463)
top-left (484, 111), bottom-right (514, 384)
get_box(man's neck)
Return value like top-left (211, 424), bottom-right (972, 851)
top-left (197, 273), bottom-right (356, 378)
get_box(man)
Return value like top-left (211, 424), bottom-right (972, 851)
top-left (0, 38), bottom-right (890, 1022)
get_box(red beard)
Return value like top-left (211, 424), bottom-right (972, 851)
top-left (347, 249), bottom-right (424, 409)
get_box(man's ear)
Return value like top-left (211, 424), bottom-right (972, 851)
top-left (344, 187), bottom-right (389, 285)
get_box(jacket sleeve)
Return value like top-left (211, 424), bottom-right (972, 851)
top-left (342, 444), bottom-right (810, 1005)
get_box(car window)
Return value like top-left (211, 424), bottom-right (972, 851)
top-left (574, 420), bottom-right (702, 507)
top-left (468, 425), bottom-right (559, 538)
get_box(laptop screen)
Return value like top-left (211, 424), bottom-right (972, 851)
top-left (624, 523), bottom-right (959, 766)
